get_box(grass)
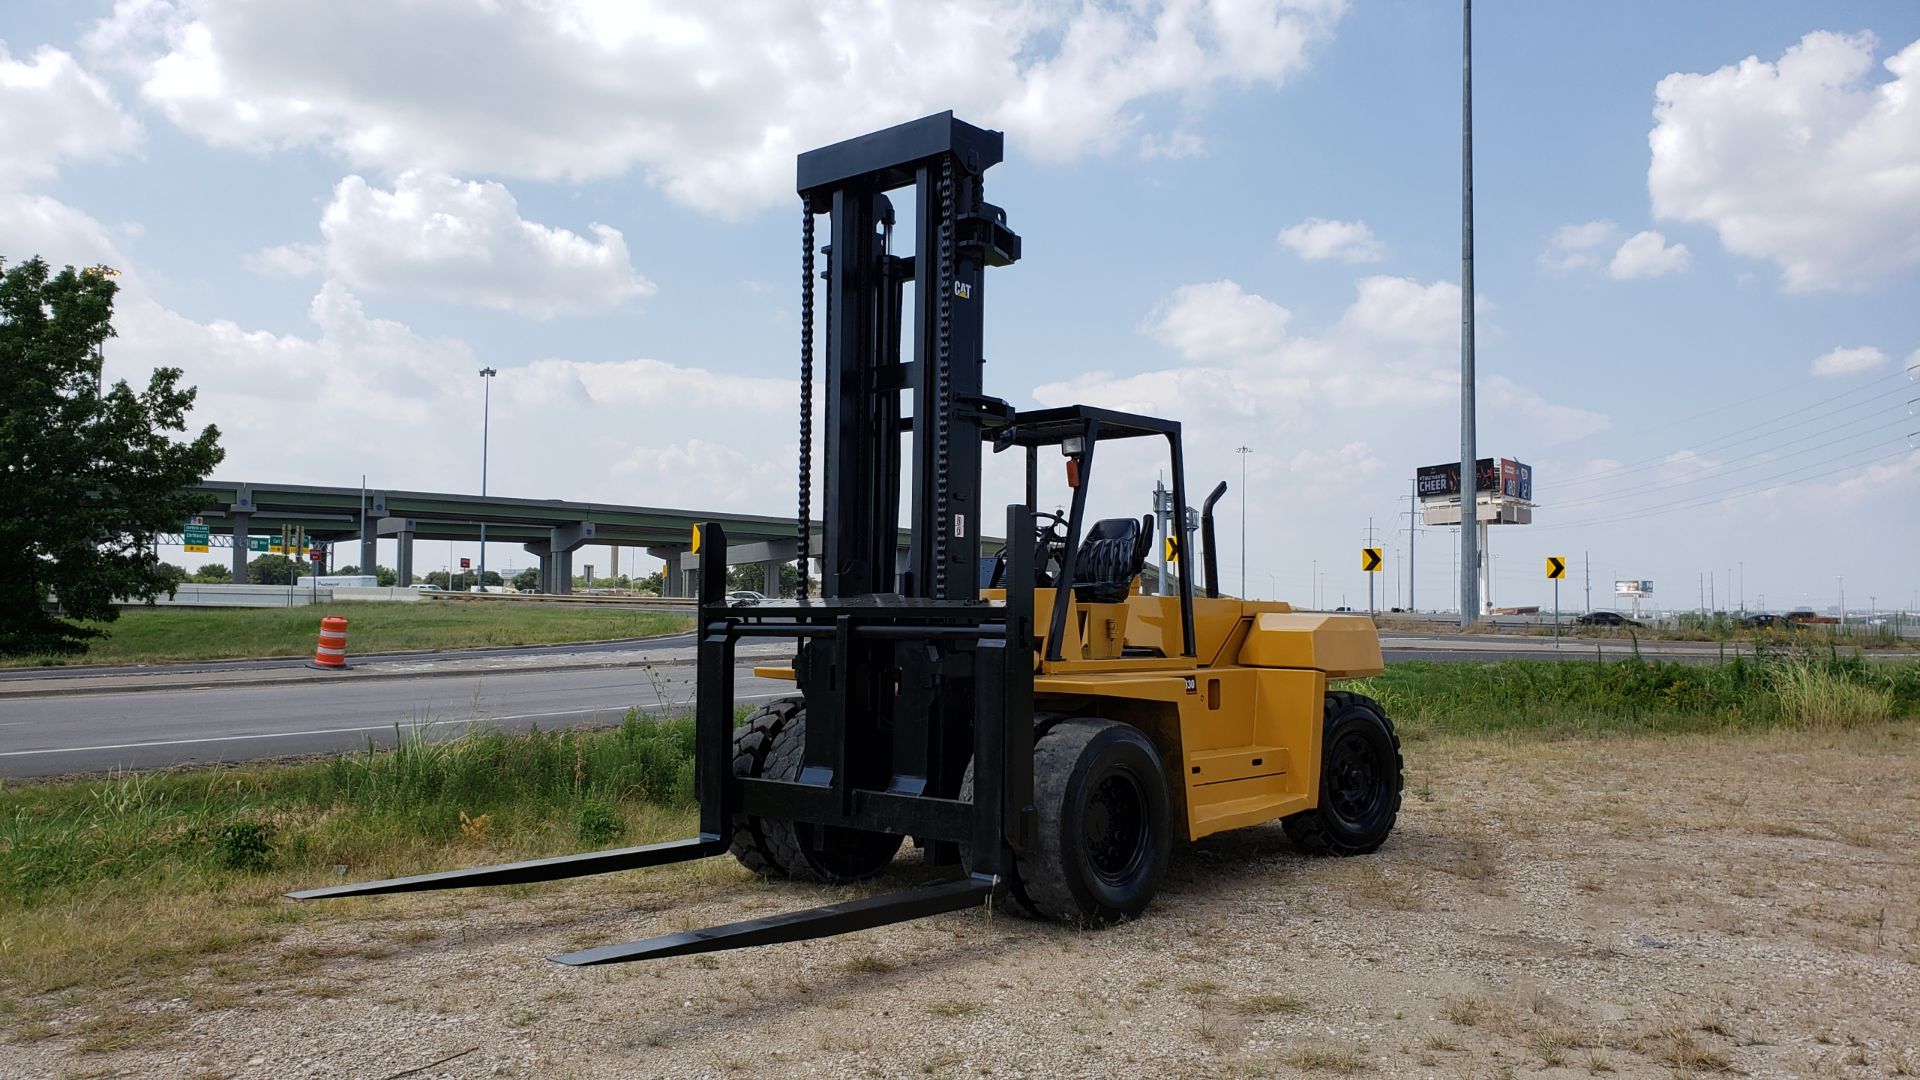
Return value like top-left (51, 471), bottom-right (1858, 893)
top-left (1347, 652), bottom-right (1920, 740)
top-left (1, 601), bottom-right (691, 668)
top-left (0, 709), bottom-right (703, 1031)
top-left (2, 651), bottom-right (1915, 1045)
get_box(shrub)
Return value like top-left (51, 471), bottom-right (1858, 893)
top-left (212, 821), bottom-right (274, 871)
top-left (576, 798), bottom-right (622, 846)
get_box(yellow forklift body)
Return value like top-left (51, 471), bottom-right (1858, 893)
top-left (755, 590), bottom-right (1385, 843)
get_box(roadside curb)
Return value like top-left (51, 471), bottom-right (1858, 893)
top-left (0, 651), bottom-right (742, 700)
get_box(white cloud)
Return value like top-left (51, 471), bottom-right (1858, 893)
top-left (1539, 219), bottom-right (1617, 271)
top-left (99, 281), bottom-right (799, 509)
top-left (245, 242), bottom-right (320, 278)
top-left (254, 173), bottom-right (654, 317)
top-left (1649, 30), bottom-right (1920, 291)
top-left (84, 0), bottom-right (1347, 216)
top-left (0, 43), bottom-right (142, 187)
top-left (1276, 217), bottom-right (1383, 263)
top-left (1607, 229), bottom-right (1691, 279)
top-left (1810, 345), bottom-right (1887, 377)
top-left (0, 192), bottom-right (126, 268)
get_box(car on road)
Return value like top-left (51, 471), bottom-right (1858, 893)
top-left (1574, 611), bottom-right (1641, 627)
top-left (1740, 613), bottom-right (1790, 630)
top-left (409, 583), bottom-right (442, 592)
top-left (726, 590), bottom-right (765, 606)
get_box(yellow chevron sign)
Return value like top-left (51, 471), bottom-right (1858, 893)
top-left (1547, 556), bottom-right (1566, 580)
top-left (1362, 547), bottom-right (1382, 572)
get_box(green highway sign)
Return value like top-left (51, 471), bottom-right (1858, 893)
top-left (249, 536), bottom-right (269, 552)
top-left (184, 523), bottom-right (210, 553)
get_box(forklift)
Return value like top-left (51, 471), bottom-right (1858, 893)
top-left (293, 112), bottom-right (1402, 964)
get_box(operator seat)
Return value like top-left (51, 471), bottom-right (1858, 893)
top-left (1072, 514), bottom-right (1153, 603)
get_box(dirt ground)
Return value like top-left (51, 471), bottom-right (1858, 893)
top-left (9, 727), bottom-right (1918, 1080)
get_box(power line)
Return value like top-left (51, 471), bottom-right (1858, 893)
top-left (1534, 445), bottom-right (1916, 532)
top-left (1554, 370), bottom-right (1906, 490)
top-left (1540, 409), bottom-right (1908, 512)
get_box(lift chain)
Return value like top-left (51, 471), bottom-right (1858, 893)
top-left (933, 154), bottom-right (955, 596)
top-left (796, 202), bottom-right (815, 599)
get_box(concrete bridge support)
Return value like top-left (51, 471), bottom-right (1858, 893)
top-left (228, 510), bottom-right (251, 582)
top-left (544, 522), bottom-right (597, 594)
top-left (378, 517), bottom-right (417, 586)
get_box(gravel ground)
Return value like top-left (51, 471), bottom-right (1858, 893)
top-left (9, 727), bottom-right (1917, 1079)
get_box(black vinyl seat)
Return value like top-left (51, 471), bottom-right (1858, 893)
top-left (1072, 514), bottom-right (1153, 603)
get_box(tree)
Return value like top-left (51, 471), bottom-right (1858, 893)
top-left (0, 258), bottom-right (224, 654)
top-left (339, 564), bottom-right (401, 587)
top-left (247, 554), bottom-right (299, 585)
top-left (726, 561), bottom-right (804, 596)
top-left (155, 562), bottom-right (190, 588)
top-left (512, 567), bottom-right (540, 592)
top-left (191, 563), bottom-right (232, 583)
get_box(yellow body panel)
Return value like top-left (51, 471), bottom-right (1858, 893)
top-left (745, 589), bottom-right (1384, 843)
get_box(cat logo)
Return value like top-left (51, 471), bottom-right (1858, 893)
top-left (953, 281), bottom-right (972, 300)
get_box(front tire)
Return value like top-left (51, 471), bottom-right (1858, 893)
top-left (1018, 719), bottom-right (1172, 926)
top-left (1283, 691), bottom-right (1403, 856)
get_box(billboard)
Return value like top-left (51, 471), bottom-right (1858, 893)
top-left (1614, 580), bottom-right (1655, 597)
top-left (1418, 458), bottom-right (1531, 501)
top-left (1498, 459), bottom-right (1534, 502)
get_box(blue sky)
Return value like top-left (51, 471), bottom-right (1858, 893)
top-left (5, 1), bottom-right (1917, 613)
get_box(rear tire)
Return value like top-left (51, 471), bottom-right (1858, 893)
top-left (759, 712), bottom-right (904, 883)
top-left (728, 698), bottom-right (802, 878)
top-left (1283, 691), bottom-right (1403, 856)
top-left (1017, 719), bottom-right (1172, 926)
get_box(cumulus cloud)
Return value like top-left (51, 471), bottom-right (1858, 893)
top-left (0, 42), bottom-right (141, 187)
top-left (0, 192), bottom-right (126, 268)
top-left (83, 0), bottom-right (1347, 215)
top-left (99, 281), bottom-right (798, 508)
top-left (1649, 30), bottom-right (1920, 290)
top-left (1810, 345), bottom-right (1887, 377)
top-left (256, 172), bottom-right (654, 317)
top-left (1276, 217), bottom-right (1383, 263)
top-left (1607, 229), bottom-right (1691, 279)
top-left (1539, 220), bottom-right (1617, 271)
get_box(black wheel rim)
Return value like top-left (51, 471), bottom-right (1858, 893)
top-left (1083, 769), bottom-right (1148, 887)
top-left (1326, 730), bottom-right (1385, 828)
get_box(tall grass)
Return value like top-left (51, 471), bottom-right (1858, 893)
top-left (0, 710), bottom-right (696, 908)
top-left (1348, 653), bottom-right (1920, 740)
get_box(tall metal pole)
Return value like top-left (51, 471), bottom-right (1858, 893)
top-left (1457, 0), bottom-right (1480, 627)
top-left (1367, 516), bottom-right (1375, 614)
top-left (1408, 479), bottom-right (1417, 613)
top-left (1236, 446), bottom-right (1252, 599)
top-left (478, 367), bottom-right (497, 592)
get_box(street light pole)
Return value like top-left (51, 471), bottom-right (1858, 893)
top-left (1235, 446), bottom-right (1252, 599)
top-left (478, 367), bottom-right (497, 592)
top-left (1457, 0), bottom-right (1480, 627)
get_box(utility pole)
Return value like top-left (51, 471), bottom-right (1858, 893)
top-left (1457, 0), bottom-right (1479, 626)
top-left (1236, 447), bottom-right (1252, 599)
top-left (1367, 516), bottom-right (1376, 614)
top-left (478, 366), bottom-right (497, 593)
top-left (1312, 558), bottom-right (1318, 608)
top-left (1407, 479), bottom-right (1417, 612)
top-left (1583, 550), bottom-right (1591, 613)
top-left (1738, 560), bottom-right (1744, 614)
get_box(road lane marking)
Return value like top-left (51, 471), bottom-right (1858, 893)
top-left (0, 692), bottom-right (791, 758)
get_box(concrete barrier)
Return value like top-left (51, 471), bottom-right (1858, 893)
top-left (123, 584), bottom-right (336, 608)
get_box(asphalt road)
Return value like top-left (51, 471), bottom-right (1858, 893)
top-left (0, 633), bottom-right (1867, 780)
top-left (0, 662), bottom-right (787, 779)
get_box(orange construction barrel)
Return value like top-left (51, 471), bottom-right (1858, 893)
top-left (312, 616), bottom-right (349, 669)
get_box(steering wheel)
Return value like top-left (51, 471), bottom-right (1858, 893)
top-left (989, 510), bottom-right (1071, 589)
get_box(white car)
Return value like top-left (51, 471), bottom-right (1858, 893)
top-left (726, 590), bottom-right (765, 606)
top-left (410, 583), bottom-right (443, 592)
